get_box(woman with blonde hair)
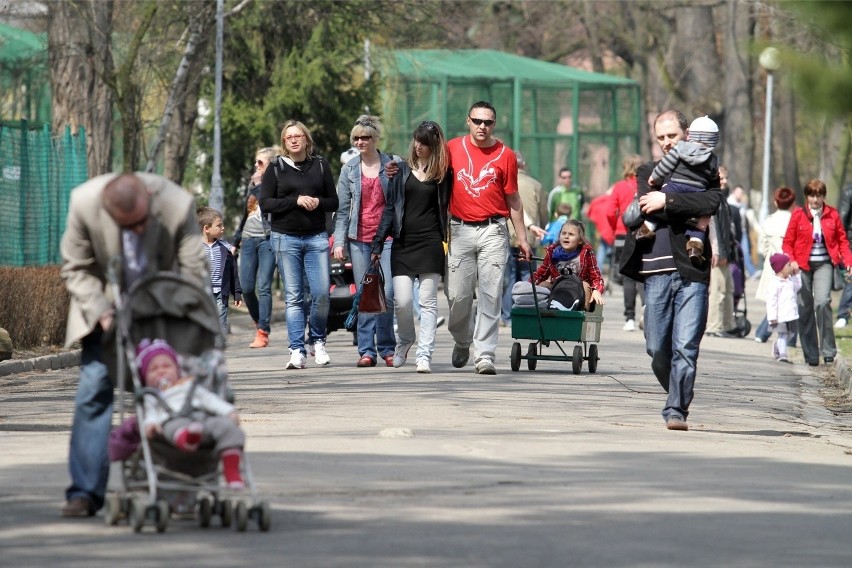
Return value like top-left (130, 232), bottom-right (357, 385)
top-left (333, 115), bottom-right (399, 367)
top-left (234, 146), bottom-right (281, 348)
top-left (260, 120), bottom-right (338, 370)
top-left (371, 120), bottom-right (451, 373)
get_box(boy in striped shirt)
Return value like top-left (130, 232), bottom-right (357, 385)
top-left (198, 206), bottom-right (242, 334)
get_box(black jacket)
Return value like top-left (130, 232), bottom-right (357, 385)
top-left (213, 239), bottom-right (242, 305)
top-left (619, 161), bottom-right (721, 284)
top-left (371, 160), bottom-right (451, 255)
top-left (258, 155), bottom-right (339, 236)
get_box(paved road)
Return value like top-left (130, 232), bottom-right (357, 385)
top-left (2, 281), bottom-right (851, 567)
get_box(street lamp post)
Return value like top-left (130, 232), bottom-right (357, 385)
top-left (209, 0), bottom-right (224, 212)
top-left (758, 47), bottom-right (781, 223)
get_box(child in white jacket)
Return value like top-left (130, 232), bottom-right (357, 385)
top-left (765, 253), bottom-right (801, 363)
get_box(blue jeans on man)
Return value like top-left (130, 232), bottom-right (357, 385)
top-left (271, 232), bottom-right (330, 353)
top-left (239, 236), bottom-right (276, 333)
top-left (66, 330), bottom-right (112, 512)
top-left (349, 240), bottom-right (395, 361)
top-left (644, 273), bottom-right (709, 421)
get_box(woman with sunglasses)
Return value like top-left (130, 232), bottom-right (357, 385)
top-left (370, 121), bottom-right (451, 373)
top-left (260, 120), bottom-right (339, 370)
top-left (234, 146), bottom-right (281, 348)
top-left (333, 115), bottom-right (399, 368)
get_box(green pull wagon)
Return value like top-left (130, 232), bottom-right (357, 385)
top-left (509, 303), bottom-right (603, 374)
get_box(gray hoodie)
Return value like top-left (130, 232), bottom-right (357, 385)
top-left (651, 140), bottom-right (719, 191)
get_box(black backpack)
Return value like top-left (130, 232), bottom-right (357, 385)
top-left (548, 269), bottom-right (585, 311)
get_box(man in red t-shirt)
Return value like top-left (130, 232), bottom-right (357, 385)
top-left (446, 101), bottom-right (532, 375)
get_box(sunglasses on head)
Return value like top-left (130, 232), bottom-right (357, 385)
top-left (353, 135), bottom-right (372, 142)
top-left (356, 119), bottom-right (375, 128)
top-left (420, 120), bottom-right (439, 133)
top-left (469, 117), bottom-right (495, 127)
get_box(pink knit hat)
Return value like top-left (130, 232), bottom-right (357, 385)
top-left (135, 339), bottom-right (179, 381)
top-left (770, 253), bottom-right (790, 274)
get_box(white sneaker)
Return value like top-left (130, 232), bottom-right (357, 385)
top-left (286, 348), bottom-right (306, 370)
top-left (306, 342), bottom-right (315, 356)
top-left (416, 360), bottom-right (431, 374)
top-left (314, 340), bottom-right (330, 366)
top-left (436, 316), bottom-right (446, 328)
top-left (835, 318), bottom-right (847, 329)
top-left (622, 319), bottom-right (636, 332)
top-left (393, 340), bottom-right (415, 368)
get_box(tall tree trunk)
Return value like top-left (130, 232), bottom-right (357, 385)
top-left (776, 73), bottom-right (800, 192)
top-left (671, 5), bottom-right (723, 117)
top-left (47, 0), bottom-right (114, 176)
top-left (720, 0), bottom-right (754, 192)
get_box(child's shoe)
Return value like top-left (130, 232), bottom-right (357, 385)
top-left (174, 422), bottom-right (204, 452)
top-left (634, 223), bottom-right (655, 240)
top-left (221, 448), bottom-right (245, 489)
top-left (249, 328), bottom-right (269, 348)
top-left (686, 238), bottom-right (705, 266)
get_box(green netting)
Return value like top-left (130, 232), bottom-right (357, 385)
top-left (0, 23), bottom-right (51, 124)
top-left (381, 49), bottom-right (642, 194)
top-left (0, 121), bottom-right (88, 266)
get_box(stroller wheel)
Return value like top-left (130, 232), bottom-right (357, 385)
top-left (155, 500), bottom-right (170, 533)
top-left (103, 493), bottom-right (122, 526)
top-left (257, 501), bottom-right (272, 532)
top-left (128, 498), bottom-right (145, 533)
top-left (198, 496), bottom-right (213, 528)
top-left (220, 499), bottom-right (233, 528)
top-left (235, 501), bottom-right (249, 532)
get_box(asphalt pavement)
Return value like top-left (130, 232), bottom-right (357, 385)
top-left (2, 278), bottom-right (852, 567)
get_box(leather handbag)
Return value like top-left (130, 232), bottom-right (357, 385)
top-left (357, 259), bottom-right (388, 314)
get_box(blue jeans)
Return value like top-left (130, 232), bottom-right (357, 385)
top-left (350, 240), bottom-right (395, 359)
top-left (837, 281), bottom-right (852, 321)
top-left (644, 272), bottom-right (709, 421)
top-left (271, 231), bottom-right (330, 352)
top-left (239, 236), bottom-right (276, 333)
top-left (501, 247), bottom-right (531, 322)
top-left (214, 291), bottom-right (228, 334)
top-left (66, 330), bottom-right (113, 510)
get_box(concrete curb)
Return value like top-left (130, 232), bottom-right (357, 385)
top-left (833, 357), bottom-right (852, 399)
top-left (0, 349), bottom-right (81, 378)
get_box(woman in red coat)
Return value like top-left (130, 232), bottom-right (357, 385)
top-left (782, 179), bottom-right (852, 366)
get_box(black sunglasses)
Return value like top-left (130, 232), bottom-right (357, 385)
top-left (353, 135), bottom-right (372, 142)
top-left (469, 117), bottom-right (495, 127)
top-left (356, 119), bottom-right (375, 128)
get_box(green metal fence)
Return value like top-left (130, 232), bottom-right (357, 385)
top-left (0, 120), bottom-right (88, 266)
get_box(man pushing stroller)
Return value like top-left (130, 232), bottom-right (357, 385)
top-left (135, 339), bottom-right (246, 489)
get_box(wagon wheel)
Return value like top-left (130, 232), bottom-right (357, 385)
top-left (220, 499), bottom-right (233, 528)
top-left (103, 493), bottom-right (122, 526)
top-left (571, 345), bottom-right (583, 375)
top-left (198, 496), bottom-right (212, 528)
top-left (128, 498), bottom-right (145, 533)
top-left (235, 501), bottom-right (249, 532)
top-left (510, 342), bottom-right (521, 372)
top-left (587, 344), bottom-right (599, 374)
top-left (257, 501), bottom-right (272, 532)
top-left (527, 343), bottom-right (537, 371)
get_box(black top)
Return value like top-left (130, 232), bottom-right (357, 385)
top-left (400, 175), bottom-right (442, 241)
top-left (258, 156), bottom-right (339, 236)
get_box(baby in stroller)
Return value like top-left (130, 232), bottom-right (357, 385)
top-left (135, 338), bottom-right (245, 489)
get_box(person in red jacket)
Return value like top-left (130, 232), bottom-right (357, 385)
top-left (782, 179), bottom-right (852, 366)
top-left (607, 154), bottom-right (645, 331)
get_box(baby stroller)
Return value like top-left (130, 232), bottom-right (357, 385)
top-left (104, 264), bottom-right (270, 533)
top-left (729, 242), bottom-right (752, 337)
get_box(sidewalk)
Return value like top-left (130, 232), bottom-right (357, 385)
top-left (2, 280), bottom-right (852, 567)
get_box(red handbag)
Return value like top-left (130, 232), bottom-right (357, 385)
top-left (357, 259), bottom-right (387, 314)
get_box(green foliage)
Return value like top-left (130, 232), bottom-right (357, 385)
top-left (778, 0), bottom-right (852, 118)
top-left (187, 0), bottom-right (387, 226)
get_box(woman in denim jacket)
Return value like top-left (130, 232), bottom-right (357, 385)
top-left (371, 121), bottom-right (451, 373)
top-left (332, 115), bottom-right (398, 367)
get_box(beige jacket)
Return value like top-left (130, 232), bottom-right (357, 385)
top-left (60, 173), bottom-right (208, 347)
top-left (508, 169), bottom-right (548, 247)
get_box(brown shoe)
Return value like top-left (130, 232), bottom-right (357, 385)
top-left (634, 224), bottom-right (655, 240)
top-left (61, 497), bottom-right (95, 518)
top-left (686, 240), bottom-right (705, 267)
top-left (249, 329), bottom-right (269, 348)
top-left (356, 355), bottom-right (376, 367)
top-left (666, 416), bottom-right (689, 431)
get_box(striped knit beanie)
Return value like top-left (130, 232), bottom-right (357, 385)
top-left (688, 115), bottom-right (719, 149)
